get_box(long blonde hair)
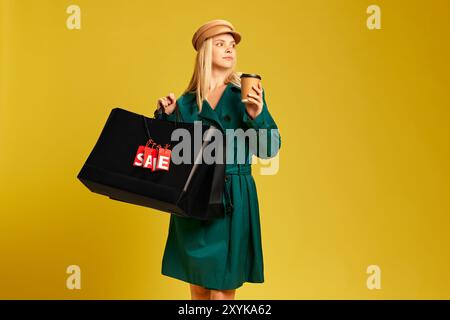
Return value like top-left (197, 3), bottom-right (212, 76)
top-left (181, 36), bottom-right (242, 112)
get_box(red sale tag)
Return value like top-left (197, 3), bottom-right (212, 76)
top-left (155, 144), bottom-right (172, 171)
top-left (133, 145), bottom-right (146, 167)
top-left (143, 147), bottom-right (158, 171)
top-left (133, 139), bottom-right (171, 173)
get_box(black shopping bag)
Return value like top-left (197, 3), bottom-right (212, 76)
top-left (77, 107), bottom-right (226, 220)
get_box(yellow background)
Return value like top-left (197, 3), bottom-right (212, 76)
top-left (1, 0), bottom-right (449, 299)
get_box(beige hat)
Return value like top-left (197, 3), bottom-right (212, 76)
top-left (192, 19), bottom-right (241, 51)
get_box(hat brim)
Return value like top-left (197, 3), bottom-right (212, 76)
top-left (215, 30), bottom-right (241, 45)
top-left (192, 21), bottom-right (242, 51)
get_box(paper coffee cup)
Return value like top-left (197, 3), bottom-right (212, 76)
top-left (240, 73), bottom-right (262, 104)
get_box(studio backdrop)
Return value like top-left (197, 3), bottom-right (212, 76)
top-left (1, 0), bottom-right (450, 299)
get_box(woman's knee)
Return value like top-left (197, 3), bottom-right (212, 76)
top-left (190, 284), bottom-right (211, 295)
top-left (210, 289), bottom-right (236, 300)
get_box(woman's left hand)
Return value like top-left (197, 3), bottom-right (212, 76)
top-left (244, 81), bottom-right (264, 120)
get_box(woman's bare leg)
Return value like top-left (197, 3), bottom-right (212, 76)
top-left (210, 289), bottom-right (236, 300)
top-left (190, 284), bottom-right (211, 300)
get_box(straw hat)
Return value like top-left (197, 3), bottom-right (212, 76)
top-left (192, 19), bottom-right (241, 51)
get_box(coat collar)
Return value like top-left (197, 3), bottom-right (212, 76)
top-left (197, 82), bottom-right (234, 133)
top-left (229, 82), bottom-right (241, 93)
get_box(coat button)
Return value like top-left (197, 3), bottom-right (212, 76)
top-left (225, 175), bottom-right (230, 181)
top-left (223, 115), bottom-right (231, 122)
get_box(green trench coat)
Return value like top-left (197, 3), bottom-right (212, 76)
top-left (157, 82), bottom-right (281, 290)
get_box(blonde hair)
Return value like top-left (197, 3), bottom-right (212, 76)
top-left (181, 36), bottom-right (242, 112)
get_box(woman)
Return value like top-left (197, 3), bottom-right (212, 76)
top-left (154, 19), bottom-right (281, 300)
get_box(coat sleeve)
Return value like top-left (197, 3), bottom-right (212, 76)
top-left (242, 89), bottom-right (281, 159)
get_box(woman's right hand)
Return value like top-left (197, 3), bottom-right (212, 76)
top-left (156, 92), bottom-right (177, 115)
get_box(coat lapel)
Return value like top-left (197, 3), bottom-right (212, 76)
top-left (197, 83), bottom-right (232, 133)
top-left (197, 102), bottom-right (225, 133)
